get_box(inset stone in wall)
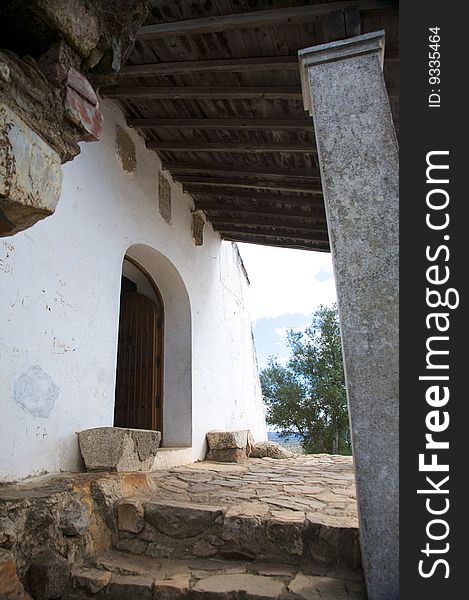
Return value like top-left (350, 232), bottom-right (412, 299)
top-left (192, 210), bottom-right (205, 246)
top-left (115, 125), bottom-right (136, 174)
top-left (0, 103), bottom-right (62, 237)
top-left (158, 173), bottom-right (171, 224)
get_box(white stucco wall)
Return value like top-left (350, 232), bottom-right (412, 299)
top-left (0, 101), bottom-right (267, 482)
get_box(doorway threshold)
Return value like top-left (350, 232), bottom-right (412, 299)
top-left (152, 447), bottom-right (193, 470)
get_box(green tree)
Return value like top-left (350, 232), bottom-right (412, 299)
top-left (260, 304), bottom-right (351, 455)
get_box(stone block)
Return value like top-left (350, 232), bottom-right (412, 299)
top-left (78, 427), bottom-right (161, 472)
top-left (192, 573), bottom-right (284, 600)
top-left (28, 549), bottom-right (70, 600)
top-left (206, 430), bottom-right (254, 463)
top-left (71, 567), bottom-right (111, 594)
top-left (0, 103), bottom-right (62, 236)
top-left (34, 0), bottom-right (100, 58)
top-left (287, 573), bottom-right (364, 600)
top-left (64, 69), bottom-right (103, 142)
top-left (117, 498), bottom-right (145, 533)
top-left (207, 449), bottom-right (248, 463)
top-left (144, 500), bottom-right (223, 539)
top-left (106, 574), bottom-right (153, 599)
top-left (153, 573), bottom-right (190, 600)
top-left (116, 125), bottom-right (136, 174)
top-left (250, 442), bottom-right (294, 459)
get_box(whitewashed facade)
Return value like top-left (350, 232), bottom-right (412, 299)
top-left (0, 101), bottom-right (267, 482)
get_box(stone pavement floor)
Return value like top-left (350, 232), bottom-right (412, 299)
top-left (147, 454), bottom-right (358, 529)
top-left (0, 454), bottom-right (363, 599)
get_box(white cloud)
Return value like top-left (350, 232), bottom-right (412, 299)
top-left (274, 325), bottom-right (307, 338)
top-left (237, 243), bottom-right (337, 321)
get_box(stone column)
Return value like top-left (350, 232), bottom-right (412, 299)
top-left (299, 32), bottom-right (398, 600)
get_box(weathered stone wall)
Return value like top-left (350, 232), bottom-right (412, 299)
top-left (0, 0), bottom-right (149, 236)
top-left (0, 471), bottom-right (156, 594)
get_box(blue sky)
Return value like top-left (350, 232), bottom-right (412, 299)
top-left (236, 243), bottom-right (337, 369)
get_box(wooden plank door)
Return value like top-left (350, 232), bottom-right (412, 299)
top-left (114, 291), bottom-right (161, 431)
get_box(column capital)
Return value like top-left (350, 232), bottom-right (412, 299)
top-left (298, 31), bottom-right (386, 115)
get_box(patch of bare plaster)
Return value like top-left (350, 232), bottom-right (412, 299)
top-left (115, 125), bottom-right (136, 174)
top-left (13, 365), bottom-right (59, 418)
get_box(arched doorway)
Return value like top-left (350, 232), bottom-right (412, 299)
top-left (114, 256), bottom-right (164, 432)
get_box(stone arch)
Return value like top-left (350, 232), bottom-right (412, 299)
top-left (119, 243), bottom-right (192, 448)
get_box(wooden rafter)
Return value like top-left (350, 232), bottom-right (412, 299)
top-left (195, 196), bottom-right (325, 210)
top-left (137, 2), bottom-right (397, 40)
top-left (129, 118), bottom-right (312, 130)
top-left (102, 86), bottom-right (302, 100)
top-left (197, 204), bottom-right (326, 221)
top-left (221, 233), bottom-right (329, 251)
top-left (191, 189), bottom-right (322, 203)
top-left (210, 216), bottom-right (327, 231)
top-left (181, 177), bottom-right (321, 194)
top-left (147, 141), bottom-right (315, 154)
top-left (165, 162), bottom-right (320, 180)
top-left (120, 56), bottom-right (299, 76)
top-left (214, 223), bottom-right (328, 239)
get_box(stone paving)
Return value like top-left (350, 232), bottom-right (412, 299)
top-left (0, 454), bottom-right (363, 599)
top-left (113, 454), bottom-right (361, 571)
top-left (147, 454), bottom-right (358, 529)
top-left (66, 549), bottom-right (366, 599)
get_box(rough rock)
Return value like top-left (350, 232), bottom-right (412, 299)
top-left (70, 567), bottom-right (111, 594)
top-left (206, 431), bottom-right (254, 463)
top-left (206, 449), bottom-right (249, 463)
top-left (0, 550), bottom-right (31, 599)
top-left (33, 0), bottom-right (100, 59)
top-left (144, 501), bottom-right (223, 539)
top-left (287, 573), bottom-right (365, 599)
top-left (105, 574), bottom-right (153, 599)
top-left (206, 431), bottom-right (252, 451)
top-left (78, 427), bottom-right (161, 472)
top-left (117, 498), bottom-right (145, 534)
top-left (90, 479), bottom-right (123, 532)
top-left (28, 549), bottom-right (70, 600)
top-left (250, 442), bottom-right (294, 460)
top-left (192, 573), bottom-right (284, 599)
top-left (115, 125), bottom-right (136, 174)
top-left (0, 102), bottom-right (62, 237)
top-left (60, 498), bottom-right (90, 537)
top-left (153, 573), bottom-right (190, 600)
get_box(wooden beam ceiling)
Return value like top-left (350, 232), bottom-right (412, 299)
top-left (220, 233), bottom-right (329, 251)
top-left (120, 52), bottom-right (397, 77)
top-left (120, 56), bottom-right (299, 76)
top-left (110, 0), bottom-right (398, 252)
top-left (165, 162), bottom-right (320, 180)
top-left (190, 190), bottom-right (322, 202)
top-left (103, 86), bottom-right (302, 100)
top-left (146, 141), bottom-right (315, 154)
top-left (196, 204), bottom-right (326, 220)
top-left (210, 216), bottom-right (327, 230)
top-left (137, 1), bottom-right (396, 40)
top-left (129, 118), bottom-right (312, 130)
top-left (214, 223), bottom-right (327, 238)
top-left (180, 177), bottom-right (321, 194)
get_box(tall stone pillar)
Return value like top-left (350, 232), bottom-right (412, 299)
top-left (299, 32), bottom-right (398, 600)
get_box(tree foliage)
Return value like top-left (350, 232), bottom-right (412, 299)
top-left (260, 305), bottom-right (351, 455)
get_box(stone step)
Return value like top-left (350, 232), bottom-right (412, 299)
top-left (65, 550), bottom-right (365, 599)
top-left (114, 496), bottom-right (361, 570)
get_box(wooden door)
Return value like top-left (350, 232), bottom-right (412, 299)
top-left (114, 291), bottom-right (161, 431)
